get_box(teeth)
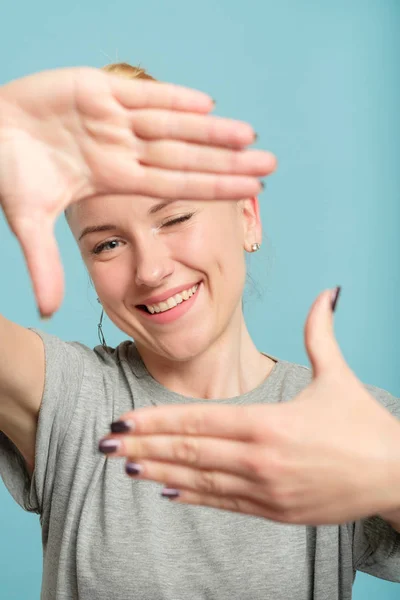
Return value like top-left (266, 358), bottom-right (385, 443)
top-left (146, 284), bottom-right (198, 314)
top-left (167, 297), bottom-right (177, 309)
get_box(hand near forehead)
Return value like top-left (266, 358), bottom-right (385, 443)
top-left (0, 67), bottom-right (276, 317)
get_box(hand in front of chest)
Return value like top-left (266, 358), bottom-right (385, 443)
top-left (99, 288), bottom-right (400, 525)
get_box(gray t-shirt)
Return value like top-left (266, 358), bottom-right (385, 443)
top-left (0, 330), bottom-right (399, 600)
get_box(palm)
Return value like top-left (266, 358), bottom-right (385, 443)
top-left (0, 68), bottom-right (150, 219)
top-left (0, 67), bottom-right (276, 316)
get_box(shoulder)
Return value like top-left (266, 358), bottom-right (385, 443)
top-left (364, 382), bottom-right (400, 418)
top-left (28, 329), bottom-right (139, 392)
top-left (273, 354), bottom-right (399, 418)
top-left (268, 355), bottom-right (313, 401)
top-left (30, 328), bottom-right (133, 366)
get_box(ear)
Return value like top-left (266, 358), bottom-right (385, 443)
top-left (238, 197), bottom-right (262, 252)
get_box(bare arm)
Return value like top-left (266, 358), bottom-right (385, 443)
top-left (0, 314), bottom-right (45, 474)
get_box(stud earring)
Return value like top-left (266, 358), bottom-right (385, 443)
top-left (251, 243), bottom-right (261, 252)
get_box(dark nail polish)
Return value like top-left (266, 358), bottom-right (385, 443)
top-left (331, 286), bottom-right (341, 312)
top-left (125, 462), bottom-right (143, 476)
top-left (110, 420), bottom-right (134, 433)
top-left (38, 311), bottom-right (52, 321)
top-left (260, 180), bottom-right (265, 189)
top-left (254, 132), bottom-right (259, 142)
top-left (161, 488), bottom-right (180, 499)
top-left (98, 439), bottom-right (121, 454)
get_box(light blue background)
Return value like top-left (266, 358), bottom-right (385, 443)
top-left (0, 0), bottom-right (399, 597)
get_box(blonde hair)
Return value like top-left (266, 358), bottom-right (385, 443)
top-left (101, 62), bottom-right (156, 81)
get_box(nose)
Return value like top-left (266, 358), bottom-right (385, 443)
top-left (134, 237), bottom-right (174, 288)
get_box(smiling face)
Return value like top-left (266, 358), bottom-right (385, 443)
top-left (68, 196), bottom-right (261, 363)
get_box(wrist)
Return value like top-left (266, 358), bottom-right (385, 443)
top-left (379, 509), bottom-right (400, 533)
top-left (379, 422), bottom-right (400, 532)
top-left (375, 417), bottom-right (400, 530)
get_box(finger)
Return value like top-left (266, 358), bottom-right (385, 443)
top-left (140, 141), bottom-right (276, 176)
top-left (100, 433), bottom-right (264, 481)
top-left (109, 76), bottom-right (214, 113)
top-left (304, 288), bottom-right (345, 377)
top-left (131, 110), bottom-right (256, 148)
top-left (10, 213), bottom-right (64, 317)
top-left (132, 167), bottom-right (263, 200)
top-left (159, 486), bottom-right (282, 521)
top-left (125, 459), bottom-right (262, 501)
top-left (113, 404), bottom-right (266, 440)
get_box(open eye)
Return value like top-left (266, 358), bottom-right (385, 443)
top-left (92, 239), bottom-right (123, 255)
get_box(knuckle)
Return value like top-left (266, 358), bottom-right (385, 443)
top-left (238, 451), bottom-right (265, 480)
top-left (183, 411), bottom-right (207, 436)
top-left (228, 496), bottom-right (246, 514)
top-left (268, 486), bottom-right (295, 516)
top-left (228, 149), bottom-right (241, 173)
top-left (238, 448), bottom-right (282, 482)
top-left (251, 420), bottom-right (270, 443)
top-left (174, 437), bottom-right (200, 465)
top-left (194, 469), bottom-right (218, 494)
top-left (213, 174), bottom-right (226, 199)
top-left (206, 117), bottom-right (217, 144)
top-left (177, 143), bottom-right (191, 171)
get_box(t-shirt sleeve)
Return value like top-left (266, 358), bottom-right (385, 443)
top-left (0, 329), bottom-right (85, 514)
top-left (353, 383), bottom-right (400, 582)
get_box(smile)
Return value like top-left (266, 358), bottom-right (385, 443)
top-left (136, 282), bottom-right (201, 324)
top-left (144, 283), bottom-right (199, 314)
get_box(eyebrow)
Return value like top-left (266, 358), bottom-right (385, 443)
top-left (78, 201), bottom-right (177, 241)
top-left (78, 223), bottom-right (117, 241)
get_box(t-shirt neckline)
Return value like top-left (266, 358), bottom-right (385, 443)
top-left (127, 344), bottom-right (285, 406)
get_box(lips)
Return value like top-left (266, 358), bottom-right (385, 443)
top-left (135, 281), bottom-right (201, 308)
top-left (136, 281), bottom-right (202, 324)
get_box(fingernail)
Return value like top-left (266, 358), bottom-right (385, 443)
top-left (260, 180), bottom-right (266, 189)
top-left (125, 462), bottom-right (143, 476)
top-left (38, 311), bottom-right (52, 321)
top-left (212, 98), bottom-right (216, 105)
top-left (161, 487), bottom-right (180, 499)
top-left (110, 420), bottom-right (135, 433)
top-left (331, 286), bottom-right (341, 312)
top-left (254, 132), bottom-right (259, 142)
top-left (98, 439), bottom-right (121, 454)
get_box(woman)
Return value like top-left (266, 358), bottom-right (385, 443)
top-left (0, 63), bottom-right (399, 600)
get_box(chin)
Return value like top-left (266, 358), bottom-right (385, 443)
top-left (147, 328), bottom-right (218, 363)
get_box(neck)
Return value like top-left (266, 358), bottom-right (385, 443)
top-left (135, 310), bottom-right (275, 400)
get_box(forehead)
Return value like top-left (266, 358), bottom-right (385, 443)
top-left (67, 196), bottom-right (174, 236)
top-left (67, 196), bottom-right (236, 240)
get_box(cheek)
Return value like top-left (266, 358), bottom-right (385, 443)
top-left (171, 221), bottom-right (245, 281)
top-left (89, 260), bottom-right (132, 301)
top-left (169, 226), bottom-right (210, 267)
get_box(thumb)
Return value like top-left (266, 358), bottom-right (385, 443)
top-left (304, 286), bottom-right (344, 378)
top-left (11, 214), bottom-right (64, 318)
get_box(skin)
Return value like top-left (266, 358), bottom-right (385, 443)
top-left (97, 289), bottom-right (400, 530)
top-left (69, 198), bottom-right (400, 530)
top-left (0, 67), bottom-right (276, 317)
top-left (67, 194), bottom-right (276, 399)
top-left (1, 67), bottom-right (398, 531)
